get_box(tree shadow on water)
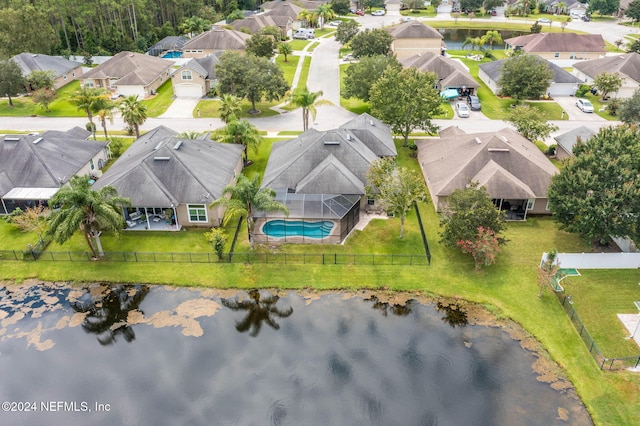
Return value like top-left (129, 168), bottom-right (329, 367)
top-left (221, 289), bottom-right (293, 337)
top-left (71, 284), bottom-right (149, 345)
top-left (365, 295), bottom-right (414, 317)
top-left (436, 300), bottom-right (468, 328)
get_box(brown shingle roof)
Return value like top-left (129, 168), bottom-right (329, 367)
top-left (231, 15), bottom-right (279, 33)
top-left (401, 53), bottom-right (479, 88)
top-left (573, 52), bottom-right (640, 82)
top-left (505, 33), bottom-right (605, 53)
top-left (81, 51), bottom-right (173, 85)
top-left (387, 21), bottom-right (443, 40)
top-left (183, 28), bottom-right (250, 50)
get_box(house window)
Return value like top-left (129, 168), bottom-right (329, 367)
top-left (526, 199), bottom-right (535, 210)
top-left (188, 204), bottom-right (207, 222)
top-left (569, 53), bottom-right (575, 59)
top-left (182, 70), bottom-right (193, 80)
top-left (554, 52), bottom-right (560, 58)
top-left (90, 159), bottom-right (94, 170)
top-left (64, 75), bottom-right (67, 80)
top-left (72, 71), bottom-right (75, 77)
top-left (367, 197), bottom-right (375, 206)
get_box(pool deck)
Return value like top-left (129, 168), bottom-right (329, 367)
top-left (353, 212), bottom-right (388, 231)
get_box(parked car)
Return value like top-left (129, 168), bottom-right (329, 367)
top-left (538, 17), bottom-right (551, 23)
top-left (455, 102), bottom-right (470, 118)
top-left (402, 16), bottom-right (413, 22)
top-left (467, 95), bottom-right (481, 111)
top-left (355, 9), bottom-right (365, 16)
top-left (342, 53), bottom-right (355, 62)
top-left (490, 9), bottom-right (497, 16)
top-left (576, 98), bottom-right (594, 113)
top-left (372, 9), bottom-right (386, 16)
top-left (581, 14), bottom-right (591, 21)
top-left (328, 20), bottom-right (341, 26)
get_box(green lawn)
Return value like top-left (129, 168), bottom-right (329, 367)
top-left (142, 80), bottom-right (174, 117)
top-left (195, 98), bottom-right (281, 119)
top-left (400, 7), bottom-right (437, 17)
top-left (276, 54), bottom-right (300, 86)
top-left (578, 93), bottom-right (620, 121)
top-left (296, 56), bottom-right (312, 90)
top-left (288, 40), bottom-right (312, 51)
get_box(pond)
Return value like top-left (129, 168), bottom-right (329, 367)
top-left (440, 29), bottom-right (528, 50)
top-left (0, 283), bottom-right (592, 425)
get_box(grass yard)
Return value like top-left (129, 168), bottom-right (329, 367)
top-left (276, 54), bottom-right (300, 86)
top-left (296, 56), bottom-right (312, 90)
top-left (141, 80), bottom-right (174, 117)
top-left (430, 20), bottom-right (588, 34)
top-left (400, 7), bottom-right (437, 18)
top-left (563, 270), bottom-right (640, 358)
top-left (195, 98), bottom-right (281, 119)
top-left (579, 93), bottom-right (620, 121)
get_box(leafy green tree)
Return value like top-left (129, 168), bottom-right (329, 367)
top-left (216, 52), bottom-right (289, 113)
top-left (70, 87), bottom-right (109, 137)
top-left (618, 89), bottom-right (640, 123)
top-left (366, 158), bottom-right (428, 238)
top-left (0, 6), bottom-right (56, 57)
top-left (335, 20), bottom-right (361, 45)
top-left (48, 176), bottom-right (131, 258)
top-left (344, 55), bottom-right (401, 102)
top-left (108, 137), bottom-right (126, 158)
top-left (10, 205), bottom-right (49, 243)
top-left (537, 249), bottom-right (562, 297)
top-left (215, 118), bottom-right (262, 163)
top-left (482, 30), bottom-right (502, 49)
top-left (530, 21), bottom-right (542, 33)
top-left (278, 42), bottom-right (293, 62)
top-left (370, 67), bottom-right (443, 146)
top-left (288, 87), bottom-right (333, 131)
top-left (316, 4), bottom-right (336, 29)
top-left (26, 70), bottom-right (56, 92)
top-left (297, 9), bottom-right (318, 28)
top-left (593, 72), bottom-right (623, 100)
top-left (439, 182), bottom-right (508, 248)
top-left (219, 94), bottom-right (242, 123)
top-left (246, 33), bottom-right (276, 58)
top-left (462, 36), bottom-right (484, 51)
top-left (204, 228), bottom-right (227, 260)
top-left (331, 0), bottom-right (351, 15)
top-left (498, 54), bottom-right (553, 102)
top-left (483, 0), bottom-right (504, 10)
top-left (211, 174), bottom-right (289, 249)
top-left (261, 25), bottom-right (282, 41)
top-left (118, 95), bottom-right (148, 138)
top-left (548, 125), bottom-right (640, 246)
top-left (628, 38), bottom-right (640, 53)
top-left (457, 226), bottom-right (501, 270)
top-left (32, 88), bottom-right (56, 113)
top-left (506, 104), bottom-right (559, 141)
top-left (350, 29), bottom-right (393, 57)
top-left (0, 59), bottom-right (26, 107)
top-left (626, 0), bottom-right (640, 22)
top-left (461, 0), bottom-right (484, 11)
top-left (588, 0), bottom-right (620, 15)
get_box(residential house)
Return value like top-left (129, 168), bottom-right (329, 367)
top-left (255, 113), bottom-right (397, 243)
top-left (401, 53), bottom-right (479, 93)
top-left (146, 36), bottom-right (189, 57)
top-left (542, 0), bottom-right (587, 15)
top-left (504, 33), bottom-right (606, 61)
top-left (386, 21), bottom-right (445, 60)
top-left (479, 56), bottom-right (582, 96)
top-left (231, 14), bottom-right (294, 39)
top-left (573, 53), bottom-right (640, 98)
top-left (93, 126), bottom-right (244, 231)
top-left (171, 52), bottom-right (222, 98)
top-left (0, 128), bottom-right (108, 215)
top-left (12, 53), bottom-right (82, 90)
top-left (416, 127), bottom-right (558, 220)
top-left (182, 28), bottom-right (251, 58)
top-left (553, 126), bottom-right (596, 160)
top-left (80, 51), bottom-right (173, 99)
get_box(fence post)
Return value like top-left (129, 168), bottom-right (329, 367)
top-left (334, 253), bottom-right (336, 264)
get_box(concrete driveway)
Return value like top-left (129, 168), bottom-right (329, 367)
top-left (159, 97), bottom-right (200, 119)
top-left (552, 96), bottom-right (609, 122)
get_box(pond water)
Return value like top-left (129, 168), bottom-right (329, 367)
top-left (440, 29), bottom-right (528, 50)
top-left (0, 283), bottom-right (592, 425)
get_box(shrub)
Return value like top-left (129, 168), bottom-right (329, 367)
top-left (574, 84), bottom-right (590, 97)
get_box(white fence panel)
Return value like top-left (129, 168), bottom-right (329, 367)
top-left (543, 252), bottom-right (640, 269)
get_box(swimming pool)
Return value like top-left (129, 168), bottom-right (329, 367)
top-left (262, 220), bottom-right (334, 238)
top-left (161, 51), bottom-right (183, 59)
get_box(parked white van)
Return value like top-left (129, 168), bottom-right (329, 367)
top-left (293, 28), bottom-right (315, 39)
top-left (570, 10), bottom-right (585, 19)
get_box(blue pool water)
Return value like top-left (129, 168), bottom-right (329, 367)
top-left (262, 220), bottom-right (334, 238)
top-left (161, 51), bottom-right (183, 58)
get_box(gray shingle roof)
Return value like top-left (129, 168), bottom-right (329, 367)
top-left (93, 126), bottom-right (243, 206)
top-left (553, 126), bottom-right (596, 156)
top-left (387, 21), bottom-right (443, 40)
top-left (573, 52), bottom-right (640, 82)
top-left (401, 53), bottom-right (479, 88)
top-left (0, 129), bottom-right (106, 197)
top-left (82, 51), bottom-right (173, 86)
top-left (177, 53), bottom-right (223, 80)
top-left (11, 53), bottom-right (81, 79)
top-left (416, 127), bottom-right (558, 200)
top-left (147, 36), bottom-right (189, 56)
top-left (479, 57), bottom-right (581, 84)
top-left (262, 114), bottom-right (396, 195)
top-left (183, 28), bottom-right (250, 51)
top-left (505, 33), bottom-right (605, 53)
top-left (231, 14), bottom-right (280, 33)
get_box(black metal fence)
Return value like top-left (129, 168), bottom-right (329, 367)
top-left (555, 292), bottom-right (640, 370)
top-left (414, 202), bottom-right (431, 265)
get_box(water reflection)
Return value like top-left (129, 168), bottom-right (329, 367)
top-left (436, 300), bottom-right (469, 328)
top-left (221, 289), bottom-right (293, 337)
top-left (366, 295), bottom-right (413, 317)
top-left (71, 284), bottom-right (149, 345)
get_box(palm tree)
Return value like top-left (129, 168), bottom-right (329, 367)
top-left (95, 97), bottom-right (116, 140)
top-left (48, 176), bottom-right (131, 258)
top-left (482, 30), bottom-right (502, 49)
top-left (221, 289), bottom-right (293, 337)
top-left (210, 174), bottom-right (289, 249)
top-left (288, 87), bottom-right (333, 131)
top-left (278, 42), bottom-right (293, 62)
top-left (118, 95), bottom-right (148, 138)
top-left (179, 16), bottom-right (211, 37)
top-left (315, 4), bottom-right (336, 29)
top-left (462, 36), bottom-right (484, 51)
top-left (215, 118), bottom-right (262, 164)
top-left (176, 130), bottom-right (202, 139)
top-left (69, 87), bottom-right (108, 139)
top-left (297, 10), bottom-right (317, 28)
top-left (218, 94), bottom-right (242, 124)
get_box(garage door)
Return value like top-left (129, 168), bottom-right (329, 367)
top-left (175, 84), bottom-right (203, 98)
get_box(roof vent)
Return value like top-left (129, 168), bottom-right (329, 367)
top-left (499, 135), bottom-right (509, 143)
top-left (154, 142), bottom-right (163, 150)
top-left (474, 137), bottom-right (482, 144)
top-left (153, 156), bottom-right (170, 161)
top-left (32, 137), bottom-right (43, 144)
top-left (4, 136), bottom-right (20, 142)
top-left (324, 140), bottom-right (340, 145)
top-left (488, 148), bottom-right (509, 152)
top-left (346, 134), bottom-right (352, 141)
top-left (370, 120), bottom-right (375, 126)
top-left (174, 141), bottom-right (183, 150)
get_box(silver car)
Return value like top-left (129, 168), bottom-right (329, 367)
top-left (455, 102), bottom-right (470, 118)
top-left (576, 99), bottom-right (594, 113)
